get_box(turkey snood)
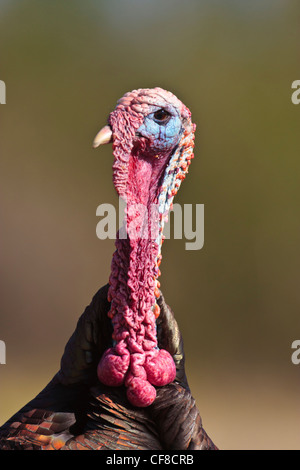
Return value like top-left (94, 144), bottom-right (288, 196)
top-left (96, 88), bottom-right (195, 407)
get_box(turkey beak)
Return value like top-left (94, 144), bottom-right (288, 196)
top-left (93, 125), bottom-right (113, 148)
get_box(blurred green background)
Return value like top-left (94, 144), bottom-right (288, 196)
top-left (0, 0), bottom-right (299, 450)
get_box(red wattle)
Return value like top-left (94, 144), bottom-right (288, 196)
top-left (126, 378), bottom-right (157, 408)
top-left (97, 348), bottom-right (130, 387)
top-left (145, 349), bottom-right (177, 387)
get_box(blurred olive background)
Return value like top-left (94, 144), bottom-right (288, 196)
top-left (0, 0), bottom-right (299, 450)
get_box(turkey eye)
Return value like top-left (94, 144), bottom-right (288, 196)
top-left (153, 109), bottom-right (171, 124)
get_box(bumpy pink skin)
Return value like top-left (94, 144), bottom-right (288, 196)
top-left (97, 88), bottom-right (194, 407)
top-left (144, 349), bottom-right (176, 387)
top-left (97, 347), bottom-right (130, 387)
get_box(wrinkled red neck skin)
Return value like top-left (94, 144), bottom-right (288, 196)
top-left (128, 141), bottom-right (174, 206)
top-left (97, 108), bottom-right (176, 407)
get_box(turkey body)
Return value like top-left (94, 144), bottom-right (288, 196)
top-left (0, 286), bottom-right (217, 450)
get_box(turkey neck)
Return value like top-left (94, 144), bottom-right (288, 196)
top-left (107, 149), bottom-right (173, 351)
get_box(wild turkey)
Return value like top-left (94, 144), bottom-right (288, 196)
top-left (0, 88), bottom-right (217, 450)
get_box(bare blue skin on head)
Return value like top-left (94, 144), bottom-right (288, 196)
top-left (137, 106), bottom-right (183, 152)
